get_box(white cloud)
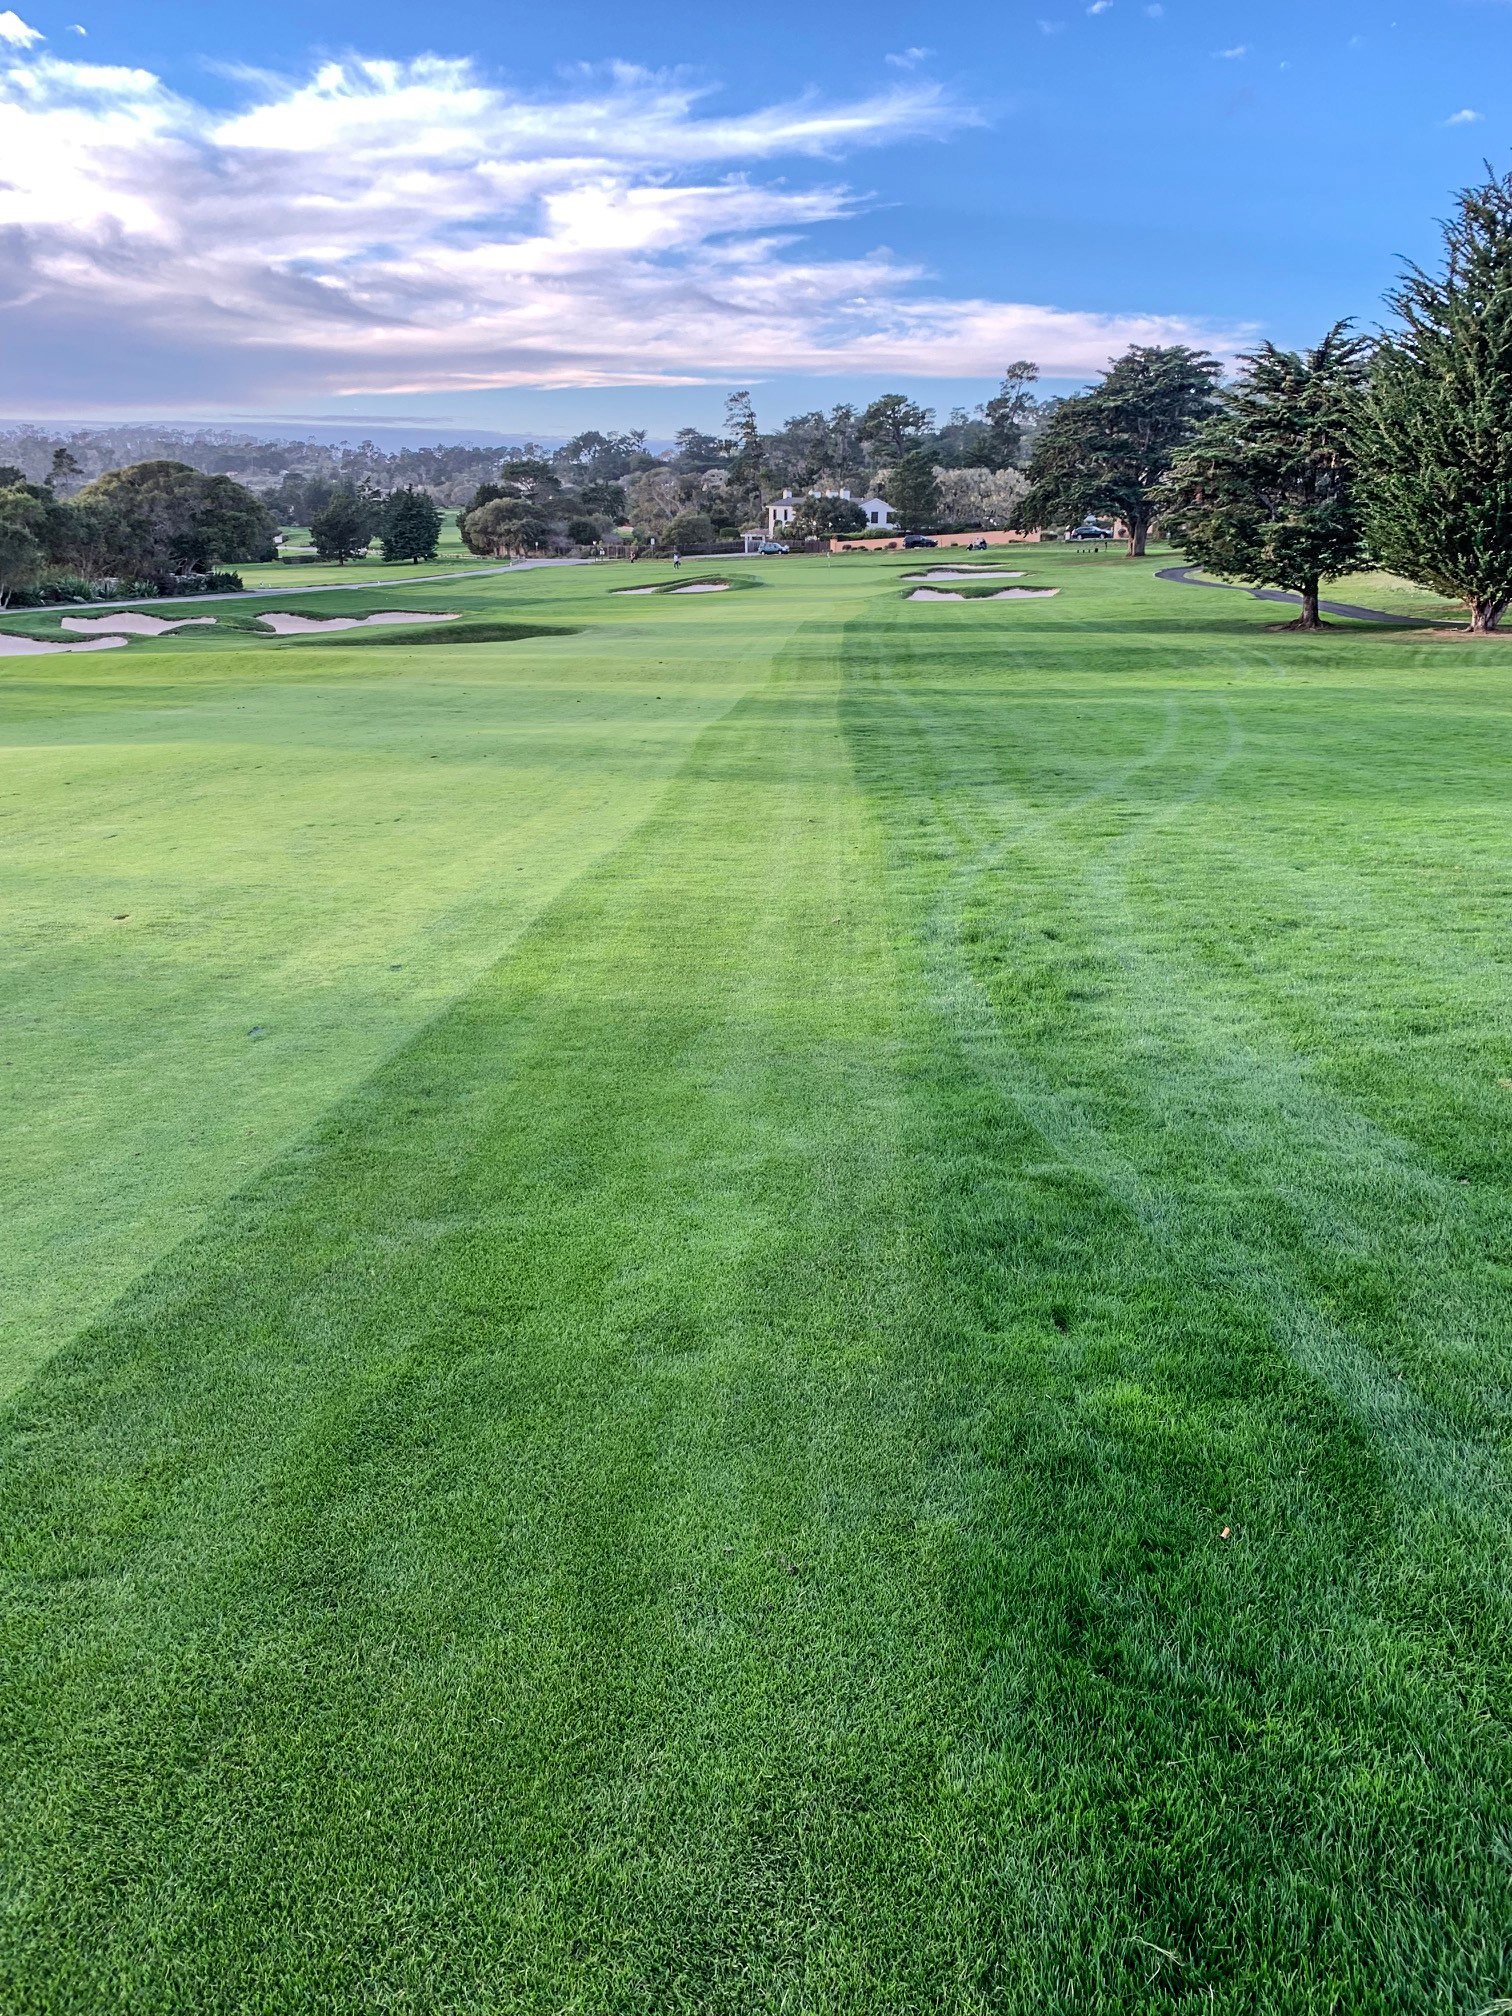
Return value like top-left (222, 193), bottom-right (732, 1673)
top-left (1087, 2), bottom-right (1114, 14)
top-left (1447, 107), bottom-right (1484, 125)
top-left (885, 46), bottom-right (933, 69)
top-left (1215, 43), bottom-right (1250, 58)
top-left (1037, 17), bottom-right (1067, 30)
top-left (0, 48), bottom-right (1252, 410)
top-left (67, 21), bottom-right (87, 32)
top-left (0, 10), bottom-right (43, 45)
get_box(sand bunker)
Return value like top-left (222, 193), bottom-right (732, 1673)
top-left (61, 612), bottom-right (217, 638)
top-left (0, 631), bottom-right (129, 657)
top-left (905, 568), bottom-right (1026, 582)
top-left (255, 611), bottom-right (459, 635)
top-left (671, 581), bottom-right (730, 593)
top-left (614, 586), bottom-right (661, 595)
top-left (908, 587), bottom-right (1061, 603)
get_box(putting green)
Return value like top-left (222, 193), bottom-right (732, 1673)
top-left (1, 548), bottom-right (1507, 2012)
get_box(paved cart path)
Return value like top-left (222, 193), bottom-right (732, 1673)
top-left (1156, 562), bottom-right (1439, 626)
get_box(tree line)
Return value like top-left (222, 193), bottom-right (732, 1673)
top-left (5, 166), bottom-right (1509, 617)
top-left (1015, 165), bottom-right (1512, 632)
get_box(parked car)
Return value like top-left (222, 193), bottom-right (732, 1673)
top-left (758, 540), bottom-right (789, 555)
top-left (1067, 523), bottom-right (1112, 541)
top-left (903, 534), bottom-right (937, 549)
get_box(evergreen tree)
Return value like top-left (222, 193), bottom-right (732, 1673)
top-left (0, 484), bottom-right (48, 604)
top-left (791, 494), bottom-right (868, 539)
top-left (1017, 345), bottom-right (1220, 555)
top-left (1161, 324), bottom-right (1370, 629)
top-left (1359, 165), bottom-right (1512, 632)
top-left (310, 486), bottom-right (368, 565)
top-left (380, 487), bottom-right (442, 564)
top-left (858, 393), bottom-right (934, 463)
top-left (722, 391), bottom-right (763, 488)
top-left (885, 450), bottom-right (939, 531)
top-left (982, 361), bottom-right (1040, 469)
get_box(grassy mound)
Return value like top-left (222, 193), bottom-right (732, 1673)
top-left (269, 619), bottom-right (579, 648)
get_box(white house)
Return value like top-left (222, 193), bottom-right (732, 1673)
top-left (764, 487), bottom-right (896, 536)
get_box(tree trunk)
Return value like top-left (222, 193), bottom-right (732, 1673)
top-left (1299, 582), bottom-right (1321, 630)
top-left (1468, 594), bottom-right (1508, 634)
top-left (1127, 518), bottom-right (1148, 558)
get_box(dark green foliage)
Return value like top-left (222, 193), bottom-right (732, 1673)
top-left (496, 458), bottom-right (561, 507)
top-left (576, 480), bottom-right (627, 523)
top-left (886, 449), bottom-right (940, 530)
top-left (48, 446), bottom-right (82, 493)
top-left (1360, 165), bottom-right (1512, 631)
top-left (722, 390), bottom-right (764, 492)
top-left (1018, 345), bottom-right (1221, 554)
top-left (981, 360), bottom-right (1041, 469)
top-left (309, 485), bottom-right (370, 565)
top-left (70, 460), bottom-right (276, 574)
top-left (859, 392), bottom-right (935, 461)
top-left (565, 516), bottom-right (604, 546)
top-left (660, 509), bottom-right (717, 553)
top-left (792, 494), bottom-right (868, 538)
top-left (0, 484), bottom-right (48, 600)
top-left (459, 498), bottom-right (551, 556)
top-left (1161, 324), bottom-right (1370, 627)
top-left (379, 487), bottom-right (442, 565)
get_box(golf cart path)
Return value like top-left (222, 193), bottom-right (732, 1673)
top-left (1156, 563), bottom-right (1435, 626)
top-left (19, 556), bottom-right (598, 618)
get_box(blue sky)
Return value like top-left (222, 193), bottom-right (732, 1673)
top-left (0, 0), bottom-right (1502, 437)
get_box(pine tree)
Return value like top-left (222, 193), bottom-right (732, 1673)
top-left (380, 487), bottom-right (442, 564)
top-left (1016, 345), bottom-right (1220, 556)
top-left (1161, 324), bottom-right (1370, 629)
top-left (885, 449), bottom-right (939, 531)
top-left (310, 486), bottom-right (368, 566)
top-left (1360, 165), bottom-right (1512, 633)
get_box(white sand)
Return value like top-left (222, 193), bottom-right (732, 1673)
top-left (0, 631), bottom-right (130, 657)
top-left (671, 581), bottom-right (730, 593)
top-left (613, 586), bottom-right (662, 595)
top-left (255, 611), bottom-right (459, 635)
top-left (61, 613), bottom-right (217, 637)
top-left (907, 587), bottom-right (1061, 603)
top-left (905, 568), bottom-right (1025, 582)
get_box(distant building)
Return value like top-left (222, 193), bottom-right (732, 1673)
top-left (764, 487), bottom-right (897, 536)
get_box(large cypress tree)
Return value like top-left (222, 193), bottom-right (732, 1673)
top-left (1016, 345), bottom-right (1220, 556)
top-left (1161, 324), bottom-right (1370, 629)
top-left (1360, 166), bottom-right (1512, 633)
top-left (310, 486), bottom-right (369, 566)
top-left (380, 487), bottom-right (442, 565)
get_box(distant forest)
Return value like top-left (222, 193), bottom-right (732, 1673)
top-left (0, 376), bottom-right (1044, 521)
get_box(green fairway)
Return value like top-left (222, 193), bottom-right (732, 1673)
top-left (2, 549), bottom-right (1508, 2012)
top-left (235, 511), bottom-right (520, 589)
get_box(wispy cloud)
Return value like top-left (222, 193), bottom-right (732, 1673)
top-left (885, 46), bottom-right (934, 69)
top-left (0, 10), bottom-right (44, 45)
top-left (1215, 44), bottom-right (1250, 59)
top-left (0, 47), bottom-right (1251, 411)
top-left (1447, 107), bottom-right (1484, 124)
top-left (1087, 2), bottom-right (1114, 15)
